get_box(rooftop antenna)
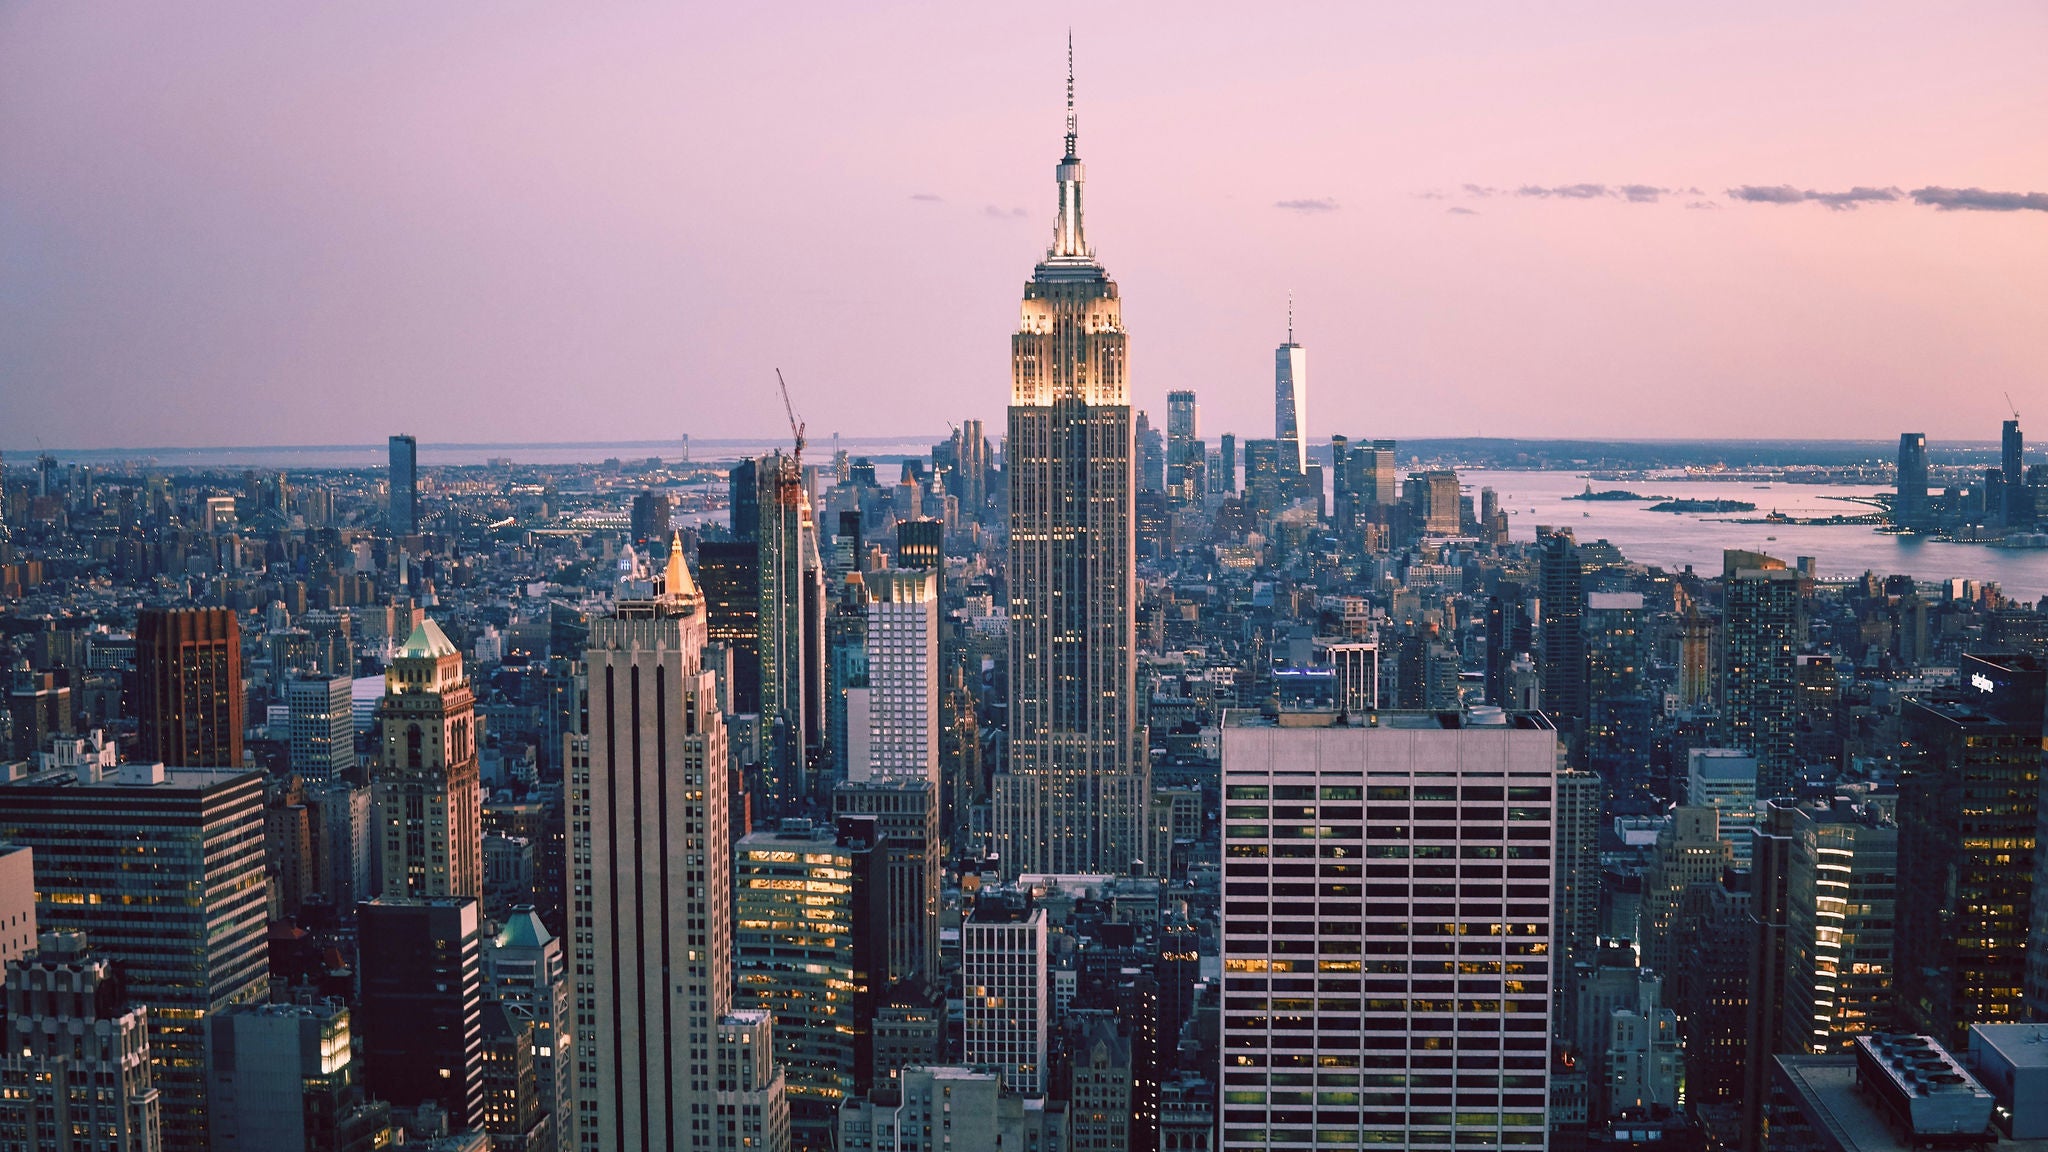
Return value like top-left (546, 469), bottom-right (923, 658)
top-left (1288, 290), bottom-right (1295, 343)
top-left (1065, 31), bottom-right (1076, 157)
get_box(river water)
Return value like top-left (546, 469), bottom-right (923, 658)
top-left (1467, 470), bottom-right (2048, 600)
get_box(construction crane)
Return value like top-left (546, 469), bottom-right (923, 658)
top-left (2006, 391), bottom-right (2022, 421)
top-left (775, 368), bottom-right (805, 468)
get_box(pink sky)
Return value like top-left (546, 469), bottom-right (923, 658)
top-left (3, 2), bottom-right (2046, 449)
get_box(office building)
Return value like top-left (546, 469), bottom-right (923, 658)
top-left (357, 897), bottom-right (484, 1130)
top-left (485, 909), bottom-right (573, 1148)
top-left (1554, 768), bottom-right (1601, 1038)
top-left (832, 779), bottom-right (941, 988)
top-left (1218, 433), bottom-right (1237, 494)
top-left (838, 1065), bottom-right (1065, 1152)
top-left (1584, 591), bottom-right (1648, 768)
top-left (1687, 748), bottom-right (1761, 865)
top-left (1895, 432), bottom-right (1929, 528)
top-left (1274, 305), bottom-right (1308, 475)
top-left (895, 518), bottom-right (943, 578)
top-left (287, 674), bottom-right (356, 782)
top-left (0, 931), bottom-right (161, 1152)
top-left (209, 1000), bottom-right (391, 1152)
top-left (756, 452), bottom-right (827, 801)
top-left (995, 57), bottom-right (1148, 878)
top-left (575, 545), bottom-right (789, 1151)
top-left (1781, 801), bottom-right (1896, 1054)
top-left (728, 457), bottom-right (759, 540)
top-left (1412, 470), bottom-right (1462, 536)
top-left (1900, 653), bottom-right (2043, 1045)
top-left (1325, 642), bottom-right (1379, 713)
top-left (0, 764), bottom-right (268, 1152)
top-left (480, 1000), bottom-right (549, 1150)
top-left (0, 843), bottom-right (34, 967)
top-left (1637, 806), bottom-right (1732, 975)
top-left (1538, 529), bottom-right (1586, 730)
top-left (962, 899), bottom-right (1049, 1096)
top-left (698, 540), bottom-right (763, 714)
top-left (5, 666), bottom-right (72, 761)
top-left (714, 1010), bottom-right (791, 1152)
top-left (630, 489), bottom-right (671, 546)
top-left (389, 434), bottom-right (419, 534)
top-left (735, 819), bottom-right (884, 1146)
top-left (860, 568), bottom-right (938, 784)
top-left (1165, 390), bottom-right (1205, 506)
top-left (135, 606), bottom-right (243, 769)
top-left (1721, 553), bottom-right (1802, 797)
top-left (2003, 417), bottom-right (2026, 524)
top-left (373, 618), bottom-right (482, 900)
top-left (1218, 707), bottom-right (1557, 1151)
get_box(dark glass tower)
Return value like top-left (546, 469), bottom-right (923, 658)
top-left (1897, 653), bottom-right (2044, 1047)
top-left (388, 433), bottom-right (418, 535)
top-left (136, 606), bottom-right (245, 768)
top-left (1895, 432), bottom-right (1929, 528)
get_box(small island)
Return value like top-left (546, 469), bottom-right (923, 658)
top-left (1565, 486), bottom-right (1664, 502)
top-left (1648, 499), bottom-right (1756, 514)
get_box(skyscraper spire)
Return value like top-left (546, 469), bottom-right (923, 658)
top-left (1065, 30), bottom-right (1077, 160)
top-left (1288, 290), bottom-right (1295, 344)
top-left (1049, 34), bottom-right (1089, 261)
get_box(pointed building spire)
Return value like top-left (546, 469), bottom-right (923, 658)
top-left (1065, 30), bottom-right (1077, 160)
top-left (1288, 290), bottom-right (1295, 344)
top-left (1049, 34), bottom-right (1089, 261)
top-left (664, 530), bottom-right (697, 602)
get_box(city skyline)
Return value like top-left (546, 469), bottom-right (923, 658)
top-left (5, 3), bottom-right (2048, 448)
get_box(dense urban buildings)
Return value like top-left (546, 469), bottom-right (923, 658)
top-left (0, 765), bottom-right (268, 1152)
top-left (6, 35), bottom-right (2048, 1152)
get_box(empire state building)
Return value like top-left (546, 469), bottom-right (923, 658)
top-left (993, 45), bottom-right (1149, 878)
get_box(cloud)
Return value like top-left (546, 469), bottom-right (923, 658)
top-left (1910, 186), bottom-right (2048, 212)
top-left (1517, 183), bottom-right (1611, 199)
top-left (1725, 184), bottom-right (1900, 210)
top-left (1686, 200), bottom-right (1720, 210)
top-left (1276, 198), bottom-right (1340, 213)
top-left (1460, 183), bottom-right (1679, 203)
top-left (1416, 189), bottom-right (1448, 200)
top-left (981, 205), bottom-right (1028, 218)
top-left (1447, 206), bottom-right (1478, 215)
top-left (909, 192), bottom-right (942, 202)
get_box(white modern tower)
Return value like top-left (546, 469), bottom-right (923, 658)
top-left (1275, 298), bottom-right (1308, 475)
top-left (1219, 707), bottom-right (1558, 1151)
top-left (860, 568), bottom-right (939, 784)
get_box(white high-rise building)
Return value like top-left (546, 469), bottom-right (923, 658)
top-left (571, 540), bottom-right (789, 1152)
top-left (1219, 707), bottom-right (1558, 1152)
top-left (860, 568), bottom-right (939, 784)
top-left (286, 674), bottom-right (355, 781)
top-left (1275, 302), bottom-right (1308, 475)
top-left (962, 901), bottom-right (1049, 1096)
